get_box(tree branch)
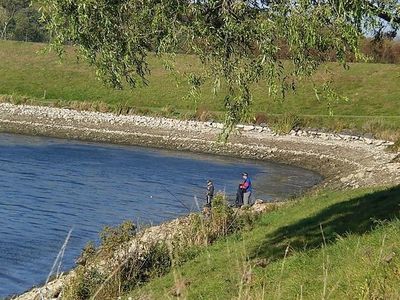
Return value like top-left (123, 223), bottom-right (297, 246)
top-left (365, 0), bottom-right (400, 25)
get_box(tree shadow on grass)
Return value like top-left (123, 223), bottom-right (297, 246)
top-left (250, 185), bottom-right (400, 260)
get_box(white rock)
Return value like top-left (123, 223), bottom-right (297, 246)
top-left (243, 125), bottom-right (255, 131)
top-left (364, 138), bottom-right (373, 145)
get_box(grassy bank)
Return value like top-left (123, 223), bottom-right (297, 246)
top-left (125, 186), bottom-right (400, 299)
top-left (0, 40), bottom-right (400, 140)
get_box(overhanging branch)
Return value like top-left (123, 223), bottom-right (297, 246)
top-left (365, 0), bottom-right (400, 25)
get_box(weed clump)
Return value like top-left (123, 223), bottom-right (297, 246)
top-left (99, 221), bottom-right (136, 254)
top-left (270, 112), bottom-right (300, 134)
top-left (388, 138), bottom-right (400, 153)
top-left (159, 105), bottom-right (178, 117)
top-left (63, 221), bottom-right (138, 299)
top-left (253, 112), bottom-right (268, 125)
top-left (63, 268), bottom-right (105, 300)
top-left (195, 106), bottom-right (214, 121)
top-left (113, 102), bottom-right (135, 115)
top-left (187, 193), bottom-right (256, 245)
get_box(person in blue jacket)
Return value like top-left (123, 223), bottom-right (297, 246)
top-left (240, 172), bottom-right (252, 206)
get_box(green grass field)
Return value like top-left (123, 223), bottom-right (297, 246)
top-left (125, 186), bottom-right (400, 299)
top-left (1, 40), bottom-right (400, 141)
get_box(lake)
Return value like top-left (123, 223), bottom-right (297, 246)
top-left (0, 133), bottom-right (322, 297)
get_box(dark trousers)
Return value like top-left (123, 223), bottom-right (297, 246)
top-left (206, 195), bottom-right (213, 207)
top-left (235, 185), bottom-right (244, 207)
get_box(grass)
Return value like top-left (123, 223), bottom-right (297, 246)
top-left (0, 40), bottom-right (400, 140)
top-left (124, 186), bottom-right (400, 299)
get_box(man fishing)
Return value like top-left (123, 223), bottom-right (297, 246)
top-left (206, 180), bottom-right (214, 207)
top-left (239, 172), bottom-right (252, 206)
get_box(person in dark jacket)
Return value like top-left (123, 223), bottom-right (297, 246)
top-left (206, 180), bottom-right (214, 206)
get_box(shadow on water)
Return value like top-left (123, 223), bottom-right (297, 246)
top-left (251, 185), bottom-right (400, 260)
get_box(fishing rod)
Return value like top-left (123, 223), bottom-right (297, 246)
top-left (159, 184), bottom-right (192, 212)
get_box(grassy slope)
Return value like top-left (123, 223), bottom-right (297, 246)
top-left (126, 186), bottom-right (400, 299)
top-left (1, 40), bottom-right (400, 118)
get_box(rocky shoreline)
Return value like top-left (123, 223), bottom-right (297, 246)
top-left (0, 103), bottom-right (399, 188)
top-left (1, 102), bottom-right (399, 299)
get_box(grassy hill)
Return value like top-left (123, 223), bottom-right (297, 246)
top-left (125, 186), bottom-right (400, 299)
top-left (0, 40), bottom-right (400, 140)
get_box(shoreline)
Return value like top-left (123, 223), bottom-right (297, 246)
top-left (0, 103), bottom-right (399, 188)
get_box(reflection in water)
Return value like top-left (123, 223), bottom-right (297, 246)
top-left (0, 133), bottom-right (322, 296)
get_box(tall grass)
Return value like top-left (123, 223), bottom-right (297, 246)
top-left (269, 112), bottom-right (300, 135)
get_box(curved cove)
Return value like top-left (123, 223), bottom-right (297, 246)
top-left (0, 133), bottom-right (322, 297)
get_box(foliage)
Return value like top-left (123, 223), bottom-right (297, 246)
top-left (77, 241), bottom-right (96, 265)
top-left (361, 37), bottom-right (400, 64)
top-left (270, 112), bottom-right (300, 135)
top-left (66, 244), bottom-right (172, 299)
top-left (208, 193), bottom-right (237, 238)
top-left (35, 0), bottom-right (400, 137)
top-left (195, 106), bottom-right (214, 122)
top-left (187, 193), bottom-right (255, 245)
top-left (253, 112), bottom-right (268, 125)
top-left (159, 104), bottom-right (178, 118)
top-left (0, 0), bottom-right (46, 41)
top-left (388, 137), bottom-right (400, 153)
top-left (63, 196), bottom-right (258, 299)
top-left (99, 220), bottom-right (136, 255)
top-left (120, 243), bottom-right (171, 289)
top-left (63, 268), bottom-right (105, 300)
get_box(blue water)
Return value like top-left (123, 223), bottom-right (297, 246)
top-left (0, 133), bottom-right (322, 297)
